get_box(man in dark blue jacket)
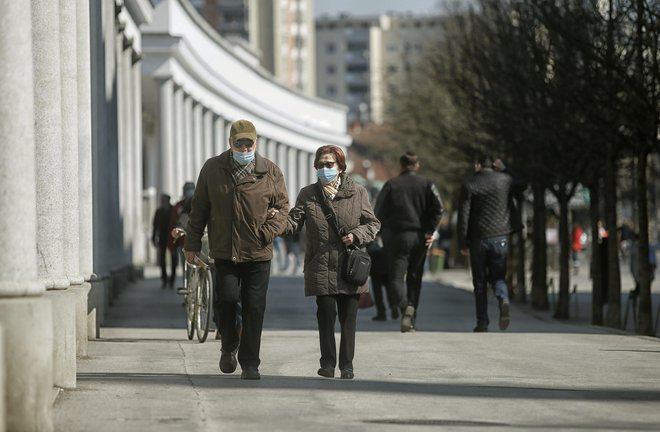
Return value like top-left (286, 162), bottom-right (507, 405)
top-left (375, 152), bottom-right (444, 332)
top-left (457, 155), bottom-right (525, 332)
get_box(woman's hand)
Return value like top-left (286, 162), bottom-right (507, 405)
top-left (341, 233), bottom-right (354, 246)
top-left (267, 208), bottom-right (279, 219)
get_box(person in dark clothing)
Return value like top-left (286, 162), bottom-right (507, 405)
top-left (152, 194), bottom-right (175, 288)
top-left (457, 155), bottom-right (526, 332)
top-left (368, 236), bottom-right (398, 321)
top-left (374, 152), bottom-right (444, 333)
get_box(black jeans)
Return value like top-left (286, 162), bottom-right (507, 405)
top-left (157, 244), bottom-right (177, 286)
top-left (214, 259), bottom-right (271, 369)
top-left (316, 294), bottom-right (359, 372)
top-left (383, 230), bottom-right (427, 316)
top-left (469, 235), bottom-right (509, 327)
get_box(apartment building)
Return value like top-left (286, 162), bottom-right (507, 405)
top-left (316, 13), bottom-right (443, 125)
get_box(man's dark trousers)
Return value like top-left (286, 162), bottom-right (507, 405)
top-left (469, 235), bottom-right (509, 327)
top-left (383, 229), bottom-right (427, 318)
top-left (214, 259), bottom-right (270, 369)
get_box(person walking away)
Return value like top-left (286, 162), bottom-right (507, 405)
top-left (457, 155), bottom-right (526, 332)
top-left (184, 119), bottom-right (288, 380)
top-left (571, 224), bottom-right (583, 274)
top-left (374, 152), bottom-right (444, 333)
top-left (284, 145), bottom-right (380, 379)
top-left (168, 182), bottom-right (195, 288)
top-left (152, 194), bottom-right (175, 288)
top-left (368, 235), bottom-right (397, 321)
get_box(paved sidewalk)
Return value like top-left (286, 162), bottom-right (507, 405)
top-left (53, 267), bottom-right (660, 431)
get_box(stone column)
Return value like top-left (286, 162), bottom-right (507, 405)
top-left (203, 109), bottom-right (213, 161)
top-left (173, 85), bottom-right (184, 194)
top-left (183, 95), bottom-right (194, 184)
top-left (193, 102), bottom-right (203, 175)
top-left (77, 0), bottom-right (93, 281)
top-left (157, 78), bottom-right (175, 196)
top-left (34, 0), bottom-right (69, 291)
top-left (213, 115), bottom-right (226, 156)
top-left (132, 55), bottom-right (146, 267)
top-left (61, 0), bottom-right (83, 286)
top-left (277, 142), bottom-right (287, 174)
top-left (298, 149), bottom-right (309, 189)
top-left (268, 139), bottom-right (278, 164)
top-left (0, 2), bottom-right (54, 430)
top-left (287, 146), bottom-right (298, 207)
top-left (308, 153), bottom-right (316, 184)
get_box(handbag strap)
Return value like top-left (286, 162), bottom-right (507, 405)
top-left (315, 184), bottom-right (349, 249)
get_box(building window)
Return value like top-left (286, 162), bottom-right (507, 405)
top-left (346, 64), bottom-right (368, 73)
top-left (326, 43), bottom-right (336, 53)
top-left (347, 84), bottom-right (368, 94)
top-left (387, 65), bottom-right (398, 73)
top-left (326, 85), bottom-right (337, 96)
top-left (326, 65), bottom-right (336, 74)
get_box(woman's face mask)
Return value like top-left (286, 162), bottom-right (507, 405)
top-left (232, 150), bottom-right (255, 165)
top-left (316, 167), bottom-right (338, 184)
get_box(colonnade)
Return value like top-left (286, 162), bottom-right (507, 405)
top-left (0, 1), bottom-right (152, 430)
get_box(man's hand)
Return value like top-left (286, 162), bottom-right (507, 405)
top-left (184, 250), bottom-right (198, 264)
top-left (460, 248), bottom-right (469, 256)
top-left (424, 233), bottom-right (434, 248)
top-left (493, 158), bottom-right (506, 172)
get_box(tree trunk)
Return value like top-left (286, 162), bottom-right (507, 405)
top-left (636, 147), bottom-right (653, 335)
top-left (514, 197), bottom-right (526, 303)
top-left (589, 183), bottom-right (603, 325)
top-left (554, 188), bottom-right (571, 319)
top-left (604, 153), bottom-right (621, 328)
top-left (531, 183), bottom-right (548, 310)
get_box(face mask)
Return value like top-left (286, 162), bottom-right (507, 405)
top-left (232, 150), bottom-right (255, 166)
top-left (317, 167), bottom-right (338, 184)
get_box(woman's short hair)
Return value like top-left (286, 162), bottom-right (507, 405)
top-left (314, 145), bottom-right (346, 171)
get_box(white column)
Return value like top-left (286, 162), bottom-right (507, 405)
top-left (298, 149), bottom-right (309, 189)
top-left (308, 153), bottom-right (317, 184)
top-left (277, 142), bottom-right (287, 173)
top-left (268, 139), bottom-right (278, 164)
top-left (183, 95), bottom-right (194, 184)
top-left (77, 0), bottom-right (93, 280)
top-left (60, 0), bottom-right (83, 285)
top-left (259, 136), bottom-right (269, 159)
top-left (213, 115), bottom-right (226, 156)
top-left (193, 102), bottom-right (203, 175)
top-left (287, 146), bottom-right (298, 207)
top-left (34, 0), bottom-right (69, 290)
top-left (132, 55), bottom-right (146, 266)
top-left (173, 85), bottom-right (184, 194)
top-left (0, 2), bottom-right (54, 431)
top-left (203, 109), bottom-right (213, 161)
top-left (157, 78), bottom-right (175, 196)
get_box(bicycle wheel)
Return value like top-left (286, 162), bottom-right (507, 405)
top-left (185, 264), bottom-right (196, 340)
top-left (195, 268), bottom-right (212, 343)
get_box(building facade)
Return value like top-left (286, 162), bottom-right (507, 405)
top-left (316, 13), bottom-right (444, 125)
top-left (192, 0), bottom-right (317, 97)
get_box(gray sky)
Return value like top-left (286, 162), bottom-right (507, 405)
top-left (314, 0), bottom-right (445, 17)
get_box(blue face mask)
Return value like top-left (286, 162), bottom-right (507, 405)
top-left (232, 150), bottom-right (255, 166)
top-left (317, 167), bottom-right (338, 184)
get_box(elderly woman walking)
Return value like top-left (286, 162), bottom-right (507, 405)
top-left (284, 145), bottom-right (380, 379)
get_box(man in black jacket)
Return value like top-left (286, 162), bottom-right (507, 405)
top-left (457, 155), bottom-right (525, 332)
top-left (375, 152), bottom-right (444, 332)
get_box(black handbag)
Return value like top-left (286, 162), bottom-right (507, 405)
top-left (316, 186), bottom-right (371, 286)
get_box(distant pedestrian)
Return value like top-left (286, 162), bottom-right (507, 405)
top-left (168, 182), bottom-right (195, 287)
top-left (284, 145), bottom-right (380, 379)
top-left (457, 155), bottom-right (525, 332)
top-left (571, 224), bottom-right (583, 274)
top-left (367, 235), bottom-right (397, 321)
top-left (374, 152), bottom-right (444, 333)
top-left (152, 193), bottom-right (175, 288)
top-left (184, 119), bottom-right (289, 380)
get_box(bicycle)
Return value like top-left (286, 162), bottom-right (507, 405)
top-left (172, 228), bottom-right (213, 343)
